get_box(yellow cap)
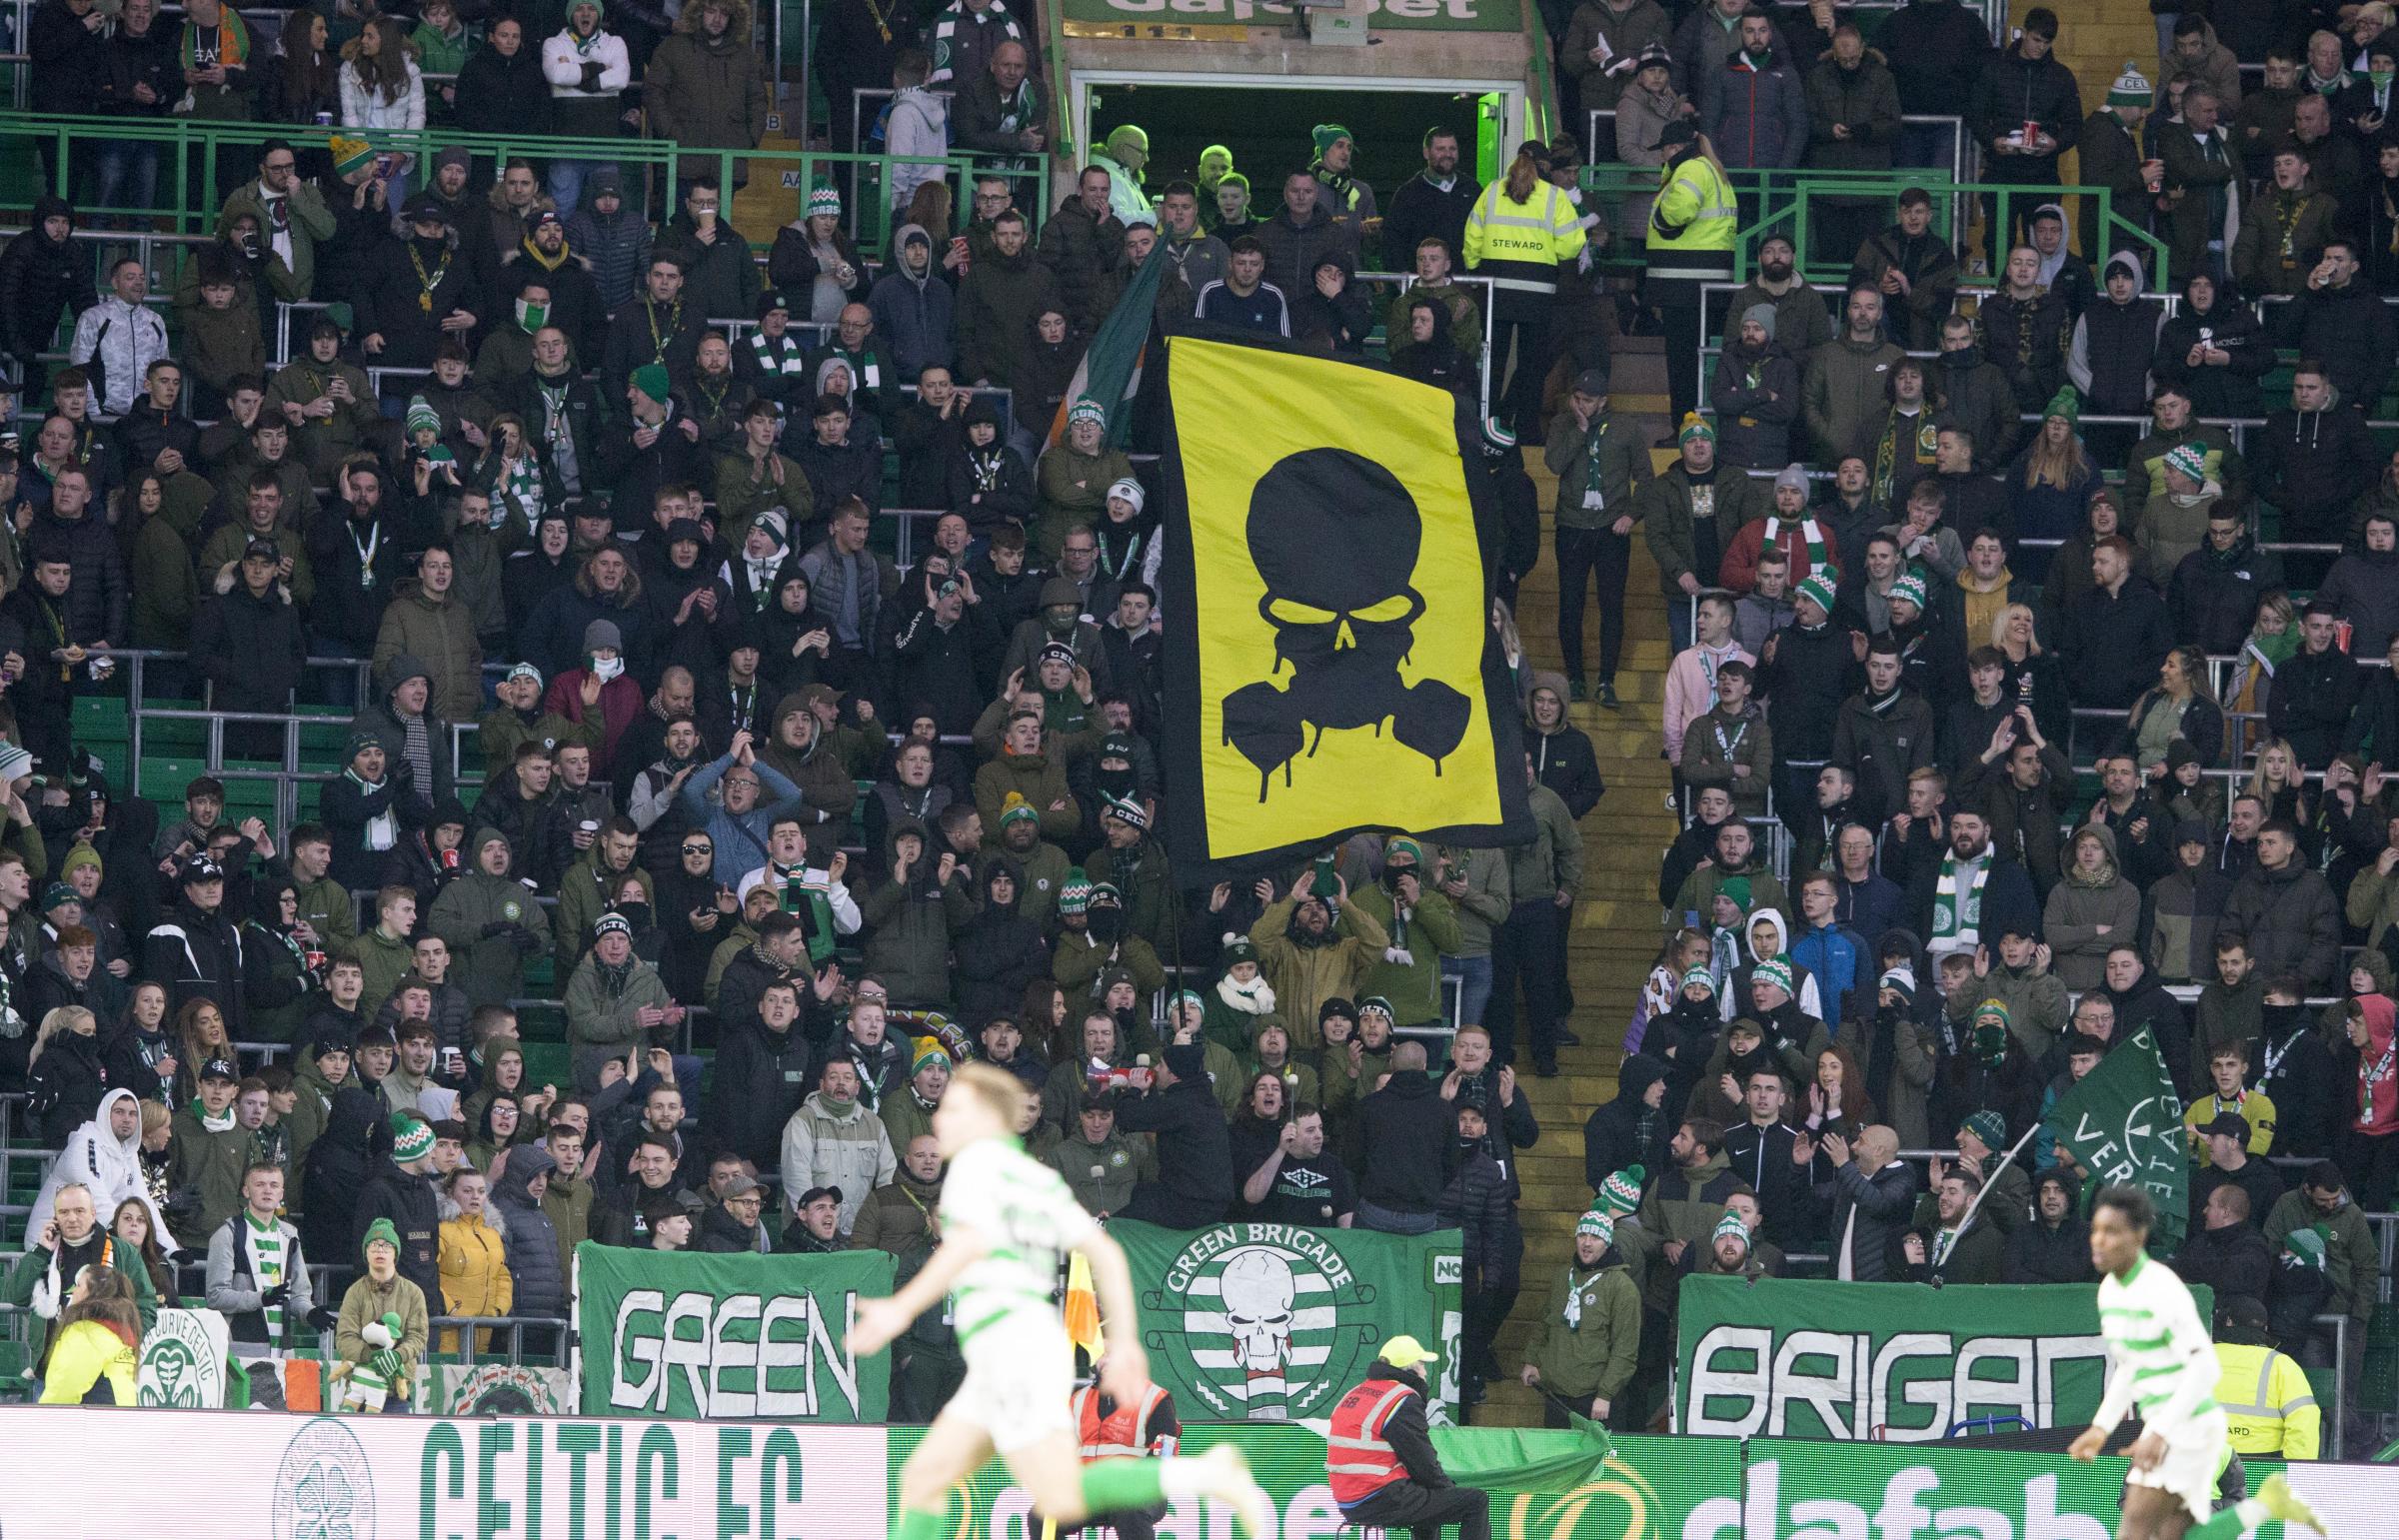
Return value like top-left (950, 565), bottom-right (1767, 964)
top-left (1378, 1334), bottom-right (1437, 1370)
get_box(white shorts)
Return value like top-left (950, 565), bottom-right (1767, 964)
top-left (2125, 1409), bottom-right (2229, 1522)
top-left (954, 1312), bottom-right (1076, 1454)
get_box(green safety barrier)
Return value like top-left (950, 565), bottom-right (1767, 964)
top-left (1577, 162), bottom-right (2171, 290)
top-left (0, 111), bottom-right (1012, 259)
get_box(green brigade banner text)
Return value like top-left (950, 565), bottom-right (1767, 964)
top-left (572, 1243), bottom-right (893, 1421)
top-left (0, 1409), bottom-right (2366, 1537)
top-left (1115, 1218), bottom-right (1464, 1420)
top-left (1675, 1275), bottom-right (2210, 1441)
top-left (1157, 335), bottom-right (1530, 869)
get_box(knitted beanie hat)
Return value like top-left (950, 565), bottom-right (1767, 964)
top-left (1598, 1165), bottom-right (1645, 1216)
top-left (1795, 571), bottom-right (1838, 615)
top-left (2107, 59), bottom-right (2152, 109)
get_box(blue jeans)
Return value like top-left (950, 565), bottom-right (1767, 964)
top-left (1667, 595), bottom-right (1695, 655)
top-left (94, 141), bottom-right (159, 219)
top-left (1448, 954), bottom-right (1492, 1033)
top-left (1354, 1200), bottom-right (1441, 1235)
top-left (1894, 121), bottom-right (1957, 180)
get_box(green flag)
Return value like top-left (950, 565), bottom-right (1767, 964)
top-left (1048, 232), bottom-right (1170, 449)
top-left (1431, 1410), bottom-right (1612, 1491)
top-left (2049, 1025), bottom-right (2189, 1254)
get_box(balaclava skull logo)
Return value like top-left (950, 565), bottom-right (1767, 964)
top-left (1220, 448), bottom-right (1471, 799)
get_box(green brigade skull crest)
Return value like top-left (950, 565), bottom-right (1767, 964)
top-left (1140, 1224), bottom-right (1384, 1419)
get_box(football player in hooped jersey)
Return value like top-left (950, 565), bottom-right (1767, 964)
top-left (850, 1063), bottom-right (1271, 1540)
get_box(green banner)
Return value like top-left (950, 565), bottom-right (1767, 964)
top-left (572, 1243), bottom-right (894, 1422)
top-left (1115, 1219), bottom-right (1462, 1421)
top-left (1058, 0), bottom-right (1525, 32)
top-left (2049, 1025), bottom-right (2191, 1255)
top-left (1674, 1275), bottom-right (2210, 1441)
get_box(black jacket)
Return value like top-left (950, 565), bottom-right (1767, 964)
top-left (1383, 173), bottom-right (1481, 276)
top-left (142, 897), bottom-right (248, 1034)
top-left (1760, 617), bottom-right (1855, 763)
top-left (1357, 1069), bottom-right (1455, 1214)
top-left (0, 198), bottom-right (95, 363)
top-left (1527, 724), bottom-right (1604, 820)
top-left (355, 1147), bottom-right (443, 1304)
top-left (2175, 1219), bottom-right (2273, 1308)
top-left (2269, 647), bottom-right (2363, 768)
top-left (952, 856), bottom-right (1048, 1027)
top-left (1114, 1076), bottom-right (1233, 1222)
top-left (2168, 538), bottom-right (2285, 657)
top-left (1813, 1153), bottom-right (1919, 1281)
top-left (1903, 847), bottom-right (2041, 944)
top-left (298, 1087), bottom-right (380, 1252)
top-left (191, 583), bottom-right (310, 715)
top-left (1966, 45), bottom-right (2081, 179)
top-left (26, 508), bottom-right (126, 648)
top-left (704, 1008), bottom-right (819, 1173)
top-left (2290, 283), bottom-right (2398, 411)
top-left (361, 235), bottom-right (485, 371)
top-left (2152, 294), bottom-right (2273, 420)
top-left (1583, 1054), bottom-right (1669, 1196)
top-left (2256, 401), bottom-right (2381, 543)
top-left (2000, 1212), bottom-right (2096, 1283)
top-left (2059, 577), bottom-right (2174, 711)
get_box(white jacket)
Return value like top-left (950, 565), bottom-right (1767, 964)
top-left (30, 1087), bottom-right (179, 1255)
top-left (779, 1091), bottom-right (895, 1235)
top-left (885, 86), bottom-right (951, 215)
top-left (543, 29), bottom-right (632, 98)
top-left (67, 297), bottom-right (170, 416)
top-left (340, 59), bottom-right (426, 133)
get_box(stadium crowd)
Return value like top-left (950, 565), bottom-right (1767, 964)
top-left (0, 0), bottom-right (2386, 1443)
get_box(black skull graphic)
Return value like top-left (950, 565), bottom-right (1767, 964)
top-left (1221, 447), bottom-right (1472, 799)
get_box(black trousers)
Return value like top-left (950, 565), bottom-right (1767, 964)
top-left (1491, 291), bottom-right (1557, 437)
top-left (1645, 273), bottom-right (1712, 426)
top-left (1340, 1483), bottom-right (1491, 1540)
top-left (1552, 525), bottom-right (1630, 686)
top-left (1486, 900), bottom-right (1563, 1065)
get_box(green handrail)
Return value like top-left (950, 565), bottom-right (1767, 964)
top-left (0, 111), bottom-right (1004, 259)
top-left (1574, 163), bottom-right (2171, 292)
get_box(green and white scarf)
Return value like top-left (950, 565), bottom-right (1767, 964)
top-left (244, 1211), bottom-right (288, 1342)
top-left (1930, 850), bottom-right (1988, 950)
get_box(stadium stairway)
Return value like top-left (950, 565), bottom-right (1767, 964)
top-left (1475, 336), bottom-right (1677, 1427)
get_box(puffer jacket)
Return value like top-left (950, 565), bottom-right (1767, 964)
top-left (436, 1204), bottom-right (512, 1351)
top-left (779, 1091), bottom-right (897, 1235)
top-left (489, 1143), bottom-right (564, 1320)
top-left (2222, 857), bottom-right (2343, 991)
top-left (1701, 47), bottom-right (1809, 169)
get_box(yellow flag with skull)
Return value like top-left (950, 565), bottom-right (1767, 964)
top-left (1159, 336), bottom-right (1529, 868)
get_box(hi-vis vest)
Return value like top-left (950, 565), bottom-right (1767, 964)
top-left (1075, 1383), bottom-right (1172, 1462)
top-left (1462, 180), bottom-right (1588, 296)
top-left (1647, 155), bottom-right (1738, 277)
top-left (2212, 1341), bottom-right (2321, 1458)
top-left (1325, 1376), bottom-right (1416, 1506)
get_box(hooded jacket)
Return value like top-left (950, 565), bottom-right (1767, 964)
top-left (29, 1087), bottom-right (177, 1252)
top-left (2042, 826), bottom-right (2141, 991)
top-left (2349, 993), bottom-right (2399, 1137)
top-left (954, 855), bottom-right (1050, 1025)
top-left (0, 197), bottom-right (97, 365)
top-left (643, 0), bottom-right (766, 151)
top-left (868, 226), bottom-right (958, 383)
top-left (2313, 542), bottom-right (2399, 658)
top-left (489, 1142), bottom-right (565, 1319)
top-left (1344, 1067), bottom-right (1446, 1216)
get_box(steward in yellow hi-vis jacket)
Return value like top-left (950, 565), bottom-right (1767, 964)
top-left (1463, 145), bottom-right (1592, 436)
top-left (2213, 1294), bottom-right (2321, 1459)
top-left (1643, 118), bottom-right (1738, 423)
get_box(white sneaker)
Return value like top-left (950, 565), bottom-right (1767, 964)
top-left (1197, 1444), bottom-right (1273, 1539)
